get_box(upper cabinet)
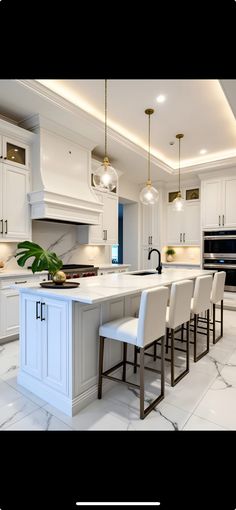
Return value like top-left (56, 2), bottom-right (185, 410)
top-left (0, 164), bottom-right (31, 241)
top-left (77, 189), bottom-right (118, 245)
top-left (201, 176), bottom-right (236, 229)
top-left (166, 186), bottom-right (200, 246)
top-left (0, 120), bottom-right (34, 243)
top-left (0, 135), bottom-right (30, 169)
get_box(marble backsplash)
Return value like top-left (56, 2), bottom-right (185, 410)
top-left (0, 221), bottom-right (110, 269)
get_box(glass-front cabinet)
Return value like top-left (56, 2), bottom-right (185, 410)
top-left (1, 136), bottom-right (29, 169)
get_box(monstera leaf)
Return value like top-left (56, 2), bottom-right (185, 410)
top-left (15, 241), bottom-right (63, 274)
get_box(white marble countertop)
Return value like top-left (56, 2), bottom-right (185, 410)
top-left (98, 263), bottom-right (131, 269)
top-left (0, 268), bottom-right (48, 278)
top-left (15, 268), bottom-right (215, 305)
top-left (162, 262), bottom-right (201, 266)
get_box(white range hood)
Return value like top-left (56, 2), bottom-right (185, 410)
top-left (21, 115), bottom-right (103, 225)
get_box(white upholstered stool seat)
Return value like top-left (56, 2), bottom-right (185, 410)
top-left (99, 317), bottom-right (138, 346)
top-left (98, 286), bottom-right (169, 419)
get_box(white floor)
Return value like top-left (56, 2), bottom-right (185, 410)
top-left (0, 308), bottom-right (236, 430)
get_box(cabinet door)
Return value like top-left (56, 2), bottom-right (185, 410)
top-left (222, 177), bottom-right (236, 227)
top-left (183, 202), bottom-right (200, 245)
top-left (103, 193), bottom-right (118, 244)
top-left (20, 294), bottom-right (42, 380)
top-left (166, 205), bottom-right (184, 245)
top-left (141, 246), bottom-right (152, 269)
top-left (0, 171), bottom-right (3, 240)
top-left (3, 136), bottom-right (29, 169)
top-left (202, 180), bottom-right (221, 228)
top-left (0, 289), bottom-right (19, 338)
top-left (2, 164), bottom-right (30, 240)
top-left (41, 298), bottom-right (69, 395)
top-left (142, 204), bottom-right (152, 245)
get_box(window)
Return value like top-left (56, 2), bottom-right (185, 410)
top-left (112, 245), bottom-right (118, 263)
top-left (186, 188), bottom-right (200, 200)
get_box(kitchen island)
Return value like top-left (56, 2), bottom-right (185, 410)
top-left (15, 269), bottom-right (214, 416)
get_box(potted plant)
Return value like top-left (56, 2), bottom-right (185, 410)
top-left (165, 247), bottom-right (176, 262)
top-left (15, 241), bottom-right (66, 284)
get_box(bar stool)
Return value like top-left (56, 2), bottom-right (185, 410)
top-left (197, 271), bottom-right (226, 345)
top-left (190, 274), bottom-right (213, 362)
top-left (165, 280), bottom-right (193, 386)
top-left (98, 286), bottom-right (169, 419)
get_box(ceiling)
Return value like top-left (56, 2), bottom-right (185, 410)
top-left (0, 79), bottom-right (235, 184)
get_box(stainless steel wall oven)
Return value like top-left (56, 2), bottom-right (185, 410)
top-left (203, 230), bottom-right (236, 291)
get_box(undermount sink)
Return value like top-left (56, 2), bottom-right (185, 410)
top-left (130, 271), bottom-right (159, 276)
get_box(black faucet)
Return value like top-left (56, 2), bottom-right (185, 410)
top-left (148, 248), bottom-right (162, 274)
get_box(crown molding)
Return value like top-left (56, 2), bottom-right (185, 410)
top-left (180, 156), bottom-right (236, 174)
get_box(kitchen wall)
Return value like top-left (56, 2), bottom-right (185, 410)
top-left (0, 221), bottom-right (110, 269)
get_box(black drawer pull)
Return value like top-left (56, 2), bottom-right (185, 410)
top-left (40, 302), bottom-right (46, 321)
top-left (15, 280), bottom-right (27, 284)
top-left (36, 301), bottom-right (40, 319)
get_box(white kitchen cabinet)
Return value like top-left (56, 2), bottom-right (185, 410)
top-left (0, 164), bottom-right (31, 242)
top-left (20, 294), bottom-right (69, 395)
top-left (166, 202), bottom-right (200, 245)
top-left (77, 190), bottom-right (118, 245)
top-left (0, 273), bottom-right (47, 342)
top-left (141, 202), bottom-right (159, 247)
top-left (202, 176), bottom-right (236, 229)
top-left (0, 134), bottom-right (30, 170)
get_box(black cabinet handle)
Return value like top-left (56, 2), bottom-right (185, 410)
top-left (219, 215), bottom-right (221, 226)
top-left (36, 301), bottom-right (40, 320)
top-left (180, 233), bottom-right (182, 242)
top-left (222, 214), bottom-right (225, 226)
top-left (40, 302), bottom-right (46, 321)
top-left (3, 157), bottom-right (7, 160)
top-left (5, 220), bottom-right (7, 234)
top-left (0, 156), bottom-right (2, 159)
top-left (183, 233), bottom-right (185, 243)
top-left (0, 219), bottom-right (3, 234)
top-left (15, 280), bottom-right (27, 284)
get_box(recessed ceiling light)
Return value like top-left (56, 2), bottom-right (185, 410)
top-left (200, 149), bottom-right (207, 155)
top-left (156, 95), bottom-right (166, 103)
top-left (14, 148), bottom-right (19, 152)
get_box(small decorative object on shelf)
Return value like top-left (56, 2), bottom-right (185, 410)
top-left (15, 241), bottom-right (64, 283)
top-left (0, 260), bottom-right (4, 269)
top-left (186, 188), bottom-right (199, 200)
top-left (165, 247), bottom-right (176, 262)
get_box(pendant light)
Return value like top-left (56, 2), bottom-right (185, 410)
top-left (93, 79), bottom-right (118, 191)
top-left (172, 133), bottom-right (185, 212)
top-left (139, 108), bottom-right (159, 205)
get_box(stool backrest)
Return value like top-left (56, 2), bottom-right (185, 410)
top-left (211, 271), bottom-right (226, 304)
top-left (192, 274), bottom-right (212, 314)
top-left (168, 280), bottom-right (193, 330)
top-left (137, 286), bottom-right (168, 347)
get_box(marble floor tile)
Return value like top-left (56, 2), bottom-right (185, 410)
top-left (5, 407), bottom-right (73, 431)
top-left (127, 402), bottom-right (190, 431)
top-left (4, 375), bottom-right (48, 407)
top-left (164, 367), bottom-right (215, 413)
top-left (0, 379), bottom-right (23, 406)
top-left (183, 414), bottom-right (227, 430)
top-left (44, 399), bottom-right (132, 430)
top-left (193, 384), bottom-right (236, 430)
top-left (0, 396), bottom-right (38, 430)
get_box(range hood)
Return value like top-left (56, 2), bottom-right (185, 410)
top-left (22, 115), bottom-right (103, 225)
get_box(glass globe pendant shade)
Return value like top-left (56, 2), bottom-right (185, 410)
top-left (93, 157), bottom-right (118, 191)
top-left (172, 192), bottom-right (184, 212)
top-left (140, 180), bottom-right (159, 205)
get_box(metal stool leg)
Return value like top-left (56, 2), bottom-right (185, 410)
top-left (166, 327), bottom-right (169, 353)
top-left (213, 303), bottom-right (216, 344)
top-left (221, 299), bottom-right (224, 337)
top-left (140, 348), bottom-right (145, 419)
top-left (122, 343), bottom-right (127, 382)
top-left (171, 328), bottom-right (175, 386)
top-left (98, 336), bottom-right (105, 399)
top-left (134, 346), bottom-right (138, 373)
top-left (153, 342), bottom-right (157, 361)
